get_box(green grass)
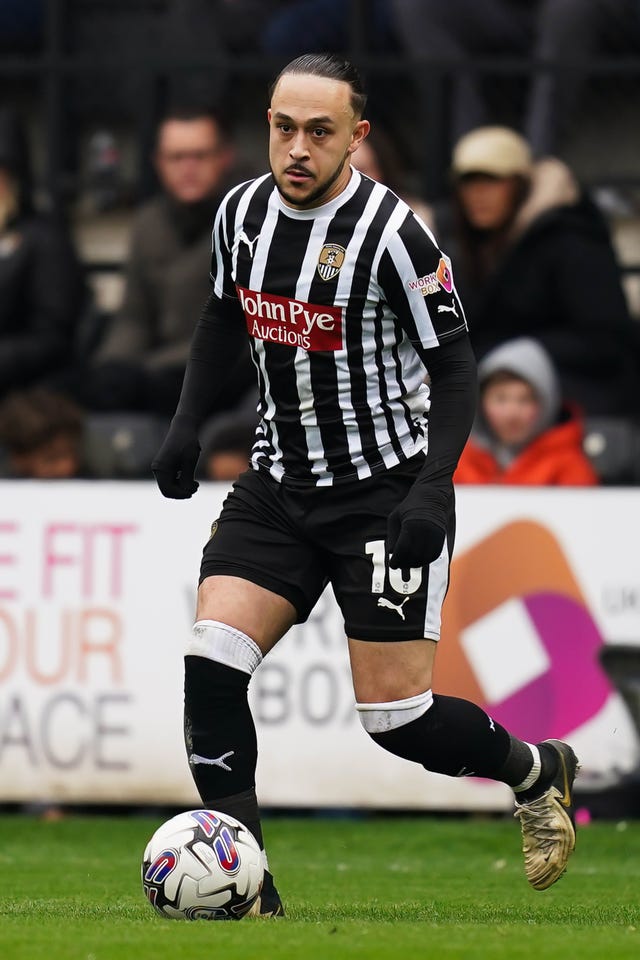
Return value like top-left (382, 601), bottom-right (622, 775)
top-left (0, 814), bottom-right (638, 959)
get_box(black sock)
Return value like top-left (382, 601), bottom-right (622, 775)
top-left (184, 655), bottom-right (263, 847)
top-left (370, 694), bottom-right (535, 784)
top-left (210, 787), bottom-right (264, 849)
top-left (516, 743), bottom-right (560, 800)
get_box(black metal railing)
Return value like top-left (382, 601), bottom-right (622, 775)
top-left (2, 0), bottom-right (639, 269)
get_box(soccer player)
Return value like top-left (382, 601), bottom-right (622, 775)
top-left (152, 54), bottom-right (579, 915)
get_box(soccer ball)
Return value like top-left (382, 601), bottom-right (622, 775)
top-left (142, 809), bottom-right (264, 920)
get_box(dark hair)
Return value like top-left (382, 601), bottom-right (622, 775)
top-left (358, 126), bottom-right (405, 191)
top-left (157, 104), bottom-right (232, 143)
top-left (205, 422), bottom-right (255, 457)
top-left (0, 105), bottom-right (33, 215)
top-left (481, 370), bottom-right (533, 394)
top-left (0, 389), bottom-right (83, 454)
top-left (454, 174), bottom-right (530, 286)
top-left (270, 54), bottom-right (367, 118)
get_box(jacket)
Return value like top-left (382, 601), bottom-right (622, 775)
top-left (454, 337), bottom-right (598, 486)
top-left (432, 159), bottom-right (636, 415)
top-left (96, 194), bottom-right (218, 370)
top-left (455, 417), bottom-right (598, 486)
top-left (0, 108), bottom-right (83, 394)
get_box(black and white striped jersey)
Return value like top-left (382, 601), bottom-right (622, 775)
top-left (210, 167), bottom-right (467, 486)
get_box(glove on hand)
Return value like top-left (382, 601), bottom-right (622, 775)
top-left (151, 414), bottom-right (201, 499)
top-left (387, 485), bottom-right (450, 569)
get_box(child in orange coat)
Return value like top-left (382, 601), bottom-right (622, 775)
top-left (455, 338), bottom-right (598, 486)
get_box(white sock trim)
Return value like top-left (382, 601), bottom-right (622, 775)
top-left (186, 620), bottom-right (263, 676)
top-left (513, 743), bottom-right (542, 793)
top-left (356, 689), bottom-right (433, 734)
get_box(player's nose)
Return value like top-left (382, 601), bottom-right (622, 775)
top-left (288, 131), bottom-right (310, 159)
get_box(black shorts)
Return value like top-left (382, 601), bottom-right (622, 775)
top-left (200, 457), bottom-right (455, 641)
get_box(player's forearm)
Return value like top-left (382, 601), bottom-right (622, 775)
top-left (174, 293), bottom-right (248, 425)
top-left (414, 334), bottom-right (477, 508)
top-left (386, 334), bottom-right (477, 566)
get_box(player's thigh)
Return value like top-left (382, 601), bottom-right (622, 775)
top-left (348, 636), bottom-right (437, 703)
top-left (327, 459), bottom-right (455, 644)
top-left (197, 468), bottom-right (326, 651)
top-left (197, 575), bottom-right (297, 655)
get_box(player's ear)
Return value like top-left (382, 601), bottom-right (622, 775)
top-left (348, 119), bottom-right (370, 155)
top-left (267, 108), bottom-right (272, 125)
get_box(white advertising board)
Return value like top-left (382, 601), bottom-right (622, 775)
top-left (0, 482), bottom-right (638, 809)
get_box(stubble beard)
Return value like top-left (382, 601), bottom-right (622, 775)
top-left (273, 148), bottom-right (351, 209)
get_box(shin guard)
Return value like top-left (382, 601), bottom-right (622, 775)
top-left (184, 620), bottom-right (263, 845)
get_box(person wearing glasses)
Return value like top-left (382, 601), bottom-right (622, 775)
top-left (91, 107), bottom-right (254, 417)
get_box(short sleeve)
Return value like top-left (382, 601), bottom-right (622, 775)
top-left (377, 210), bottom-right (467, 350)
top-left (209, 189), bottom-right (240, 301)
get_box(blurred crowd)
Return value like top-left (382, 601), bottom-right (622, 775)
top-left (1, 0), bottom-right (640, 485)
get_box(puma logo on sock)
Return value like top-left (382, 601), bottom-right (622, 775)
top-left (190, 751), bottom-right (234, 771)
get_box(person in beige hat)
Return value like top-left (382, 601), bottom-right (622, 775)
top-left (452, 127), bottom-right (533, 180)
top-left (450, 127), bottom-right (533, 234)
top-left (427, 125), bottom-right (637, 417)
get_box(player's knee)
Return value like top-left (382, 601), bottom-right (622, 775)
top-left (186, 619), bottom-right (263, 676)
top-left (356, 689), bottom-right (433, 736)
top-left (184, 622), bottom-right (259, 726)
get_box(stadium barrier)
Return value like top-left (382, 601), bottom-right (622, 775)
top-left (0, 482), bottom-right (638, 809)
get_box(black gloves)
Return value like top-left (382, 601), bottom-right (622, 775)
top-left (151, 414), bottom-right (201, 499)
top-left (387, 483), bottom-right (450, 569)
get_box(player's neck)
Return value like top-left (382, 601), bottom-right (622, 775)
top-left (277, 166), bottom-right (360, 219)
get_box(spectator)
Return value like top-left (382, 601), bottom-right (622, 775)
top-left (454, 338), bottom-right (598, 486)
top-left (0, 106), bottom-right (83, 399)
top-left (202, 417), bottom-right (255, 482)
top-left (351, 126), bottom-right (432, 223)
top-left (430, 126), bottom-right (637, 416)
top-left (89, 106), bottom-right (254, 416)
top-left (0, 388), bottom-right (85, 479)
top-left (392, 0), bottom-right (640, 155)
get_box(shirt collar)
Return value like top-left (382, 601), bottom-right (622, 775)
top-left (274, 166), bottom-right (362, 220)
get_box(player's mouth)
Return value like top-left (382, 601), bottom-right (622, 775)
top-left (284, 166), bottom-right (314, 184)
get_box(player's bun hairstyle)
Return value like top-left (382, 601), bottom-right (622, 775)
top-left (270, 53), bottom-right (367, 118)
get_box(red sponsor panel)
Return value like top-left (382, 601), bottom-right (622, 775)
top-left (236, 285), bottom-right (343, 352)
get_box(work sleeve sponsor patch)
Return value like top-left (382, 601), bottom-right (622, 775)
top-left (407, 255), bottom-right (454, 297)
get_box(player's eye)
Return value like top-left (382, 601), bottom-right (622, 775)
top-left (277, 124), bottom-right (292, 134)
top-left (313, 128), bottom-right (328, 138)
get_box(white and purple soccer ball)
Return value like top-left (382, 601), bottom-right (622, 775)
top-left (142, 809), bottom-right (264, 920)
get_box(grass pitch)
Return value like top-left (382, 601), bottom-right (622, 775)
top-left (0, 814), bottom-right (638, 959)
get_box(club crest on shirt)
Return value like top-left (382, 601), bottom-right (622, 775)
top-left (317, 243), bottom-right (346, 281)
